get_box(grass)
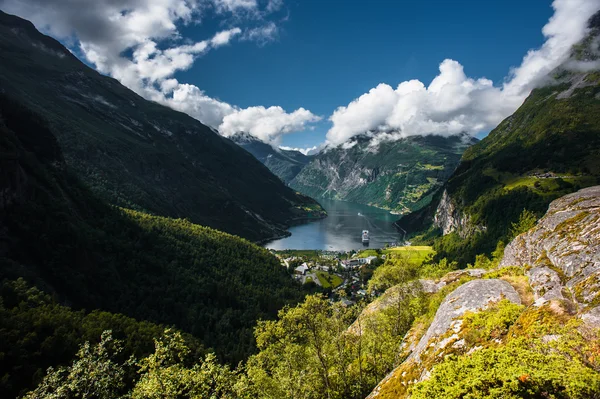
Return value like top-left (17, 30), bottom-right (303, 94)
top-left (274, 250), bottom-right (322, 259)
top-left (483, 168), bottom-right (597, 193)
top-left (358, 246), bottom-right (434, 264)
top-left (315, 272), bottom-right (343, 289)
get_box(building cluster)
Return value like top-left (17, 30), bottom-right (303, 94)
top-left (274, 250), bottom-right (383, 304)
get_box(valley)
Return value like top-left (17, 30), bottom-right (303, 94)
top-left (1, 3), bottom-right (600, 399)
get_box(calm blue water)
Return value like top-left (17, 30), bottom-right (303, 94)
top-left (265, 199), bottom-right (404, 251)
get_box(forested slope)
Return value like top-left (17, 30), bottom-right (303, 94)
top-left (0, 94), bottom-right (306, 370)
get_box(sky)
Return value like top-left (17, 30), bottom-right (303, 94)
top-left (1, 0), bottom-right (600, 153)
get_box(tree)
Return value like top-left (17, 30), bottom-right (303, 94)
top-left (509, 209), bottom-right (538, 239)
top-left (131, 329), bottom-right (239, 399)
top-left (23, 331), bottom-right (125, 399)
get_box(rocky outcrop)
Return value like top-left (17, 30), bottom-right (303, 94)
top-left (433, 189), bottom-right (486, 237)
top-left (365, 186), bottom-right (600, 398)
top-left (349, 269), bottom-right (488, 335)
top-left (500, 185), bottom-right (600, 308)
top-left (407, 279), bottom-right (520, 362)
top-left (366, 278), bottom-right (521, 398)
top-left (433, 189), bottom-right (463, 235)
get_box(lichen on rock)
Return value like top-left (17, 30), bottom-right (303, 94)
top-left (500, 185), bottom-right (600, 309)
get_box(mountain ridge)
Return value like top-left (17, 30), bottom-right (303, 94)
top-left (229, 132), bottom-right (312, 183)
top-left (397, 13), bottom-right (600, 264)
top-left (0, 10), bottom-right (324, 242)
top-left (290, 133), bottom-right (478, 215)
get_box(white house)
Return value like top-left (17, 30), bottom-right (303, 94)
top-left (294, 263), bottom-right (309, 275)
top-left (341, 259), bottom-right (361, 269)
top-left (360, 256), bottom-right (378, 265)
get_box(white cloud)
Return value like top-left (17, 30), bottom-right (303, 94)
top-left (326, 0), bottom-right (600, 146)
top-left (242, 22), bottom-right (279, 44)
top-left (279, 145), bottom-right (319, 156)
top-left (219, 106), bottom-right (321, 144)
top-left (211, 27), bottom-right (242, 46)
top-left (213, 0), bottom-right (258, 12)
top-left (1, 0), bottom-right (317, 142)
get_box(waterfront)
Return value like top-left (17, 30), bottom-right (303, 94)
top-left (266, 199), bottom-right (404, 250)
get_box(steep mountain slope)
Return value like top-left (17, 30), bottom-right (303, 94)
top-left (230, 132), bottom-right (311, 183)
top-left (368, 186), bottom-right (600, 399)
top-left (0, 94), bottom-right (307, 365)
top-left (400, 14), bottom-right (600, 264)
top-left (290, 133), bottom-right (478, 214)
top-left (0, 11), bottom-right (324, 242)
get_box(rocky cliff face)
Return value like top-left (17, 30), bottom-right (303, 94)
top-left (291, 134), bottom-right (477, 214)
top-left (432, 189), bottom-right (485, 237)
top-left (500, 185), bottom-right (600, 309)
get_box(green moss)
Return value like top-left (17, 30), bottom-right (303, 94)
top-left (484, 266), bottom-right (525, 279)
top-left (555, 211), bottom-right (591, 237)
top-left (461, 300), bottom-right (524, 346)
top-left (410, 340), bottom-right (600, 399)
top-left (410, 303), bottom-right (600, 399)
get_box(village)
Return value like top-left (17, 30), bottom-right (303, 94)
top-left (271, 249), bottom-right (386, 305)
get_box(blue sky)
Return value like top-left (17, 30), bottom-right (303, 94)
top-left (175, 0), bottom-right (553, 147)
top-left (4, 0), bottom-right (598, 151)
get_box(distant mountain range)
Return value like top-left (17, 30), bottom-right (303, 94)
top-left (0, 11), bottom-right (324, 243)
top-left (289, 133), bottom-right (478, 215)
top-left (229, 132), bottom-right (311, 183)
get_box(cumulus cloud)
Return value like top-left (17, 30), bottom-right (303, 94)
top-left (326, 0), bottom-right (600, 146)
top-left (1, 0), bottom-right (318, 143)
top-left (219, 106), bottom-right (321, 144)
top-left (279, 145), bottom-right (319, 156)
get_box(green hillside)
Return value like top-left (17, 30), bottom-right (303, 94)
top-left (0, 11), bottom-right (324, 243)
top-left (291, 133), bottom-right (477, 214)
top-left (230, 132), bottom-right (312, 183)
top-left (0, 278), bottom-right (206, 398)
top-left (0, 94), bottom-right (306, 367)
top-left (400, 21), bottom-right (600, 265)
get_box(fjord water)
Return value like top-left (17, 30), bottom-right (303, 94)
top-left (266, 199), bottom-right (404, 250)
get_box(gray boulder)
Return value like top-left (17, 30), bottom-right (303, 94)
top-left (500, 185), bottom-right (600, 308)
top-left (408, 279), bottom-right (521, 362)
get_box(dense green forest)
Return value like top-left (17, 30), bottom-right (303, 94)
top-left (0, 279), bottom-right (205, 398)
top-left (0, 94), bottom-right (314, 395)
top-left (17, 250), bottom-right (600, 399)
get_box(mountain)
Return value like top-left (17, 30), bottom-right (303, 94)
top-left (230, 132), bottom-right (311, 183)
top-left (290, 133), bottom-right (478, 214)
top-left (400, 13), bottom-right (600, 265)
top-left (0, 11), bottom-right (324, 243)
top-left (0, 92), bottom-right (310, 376)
